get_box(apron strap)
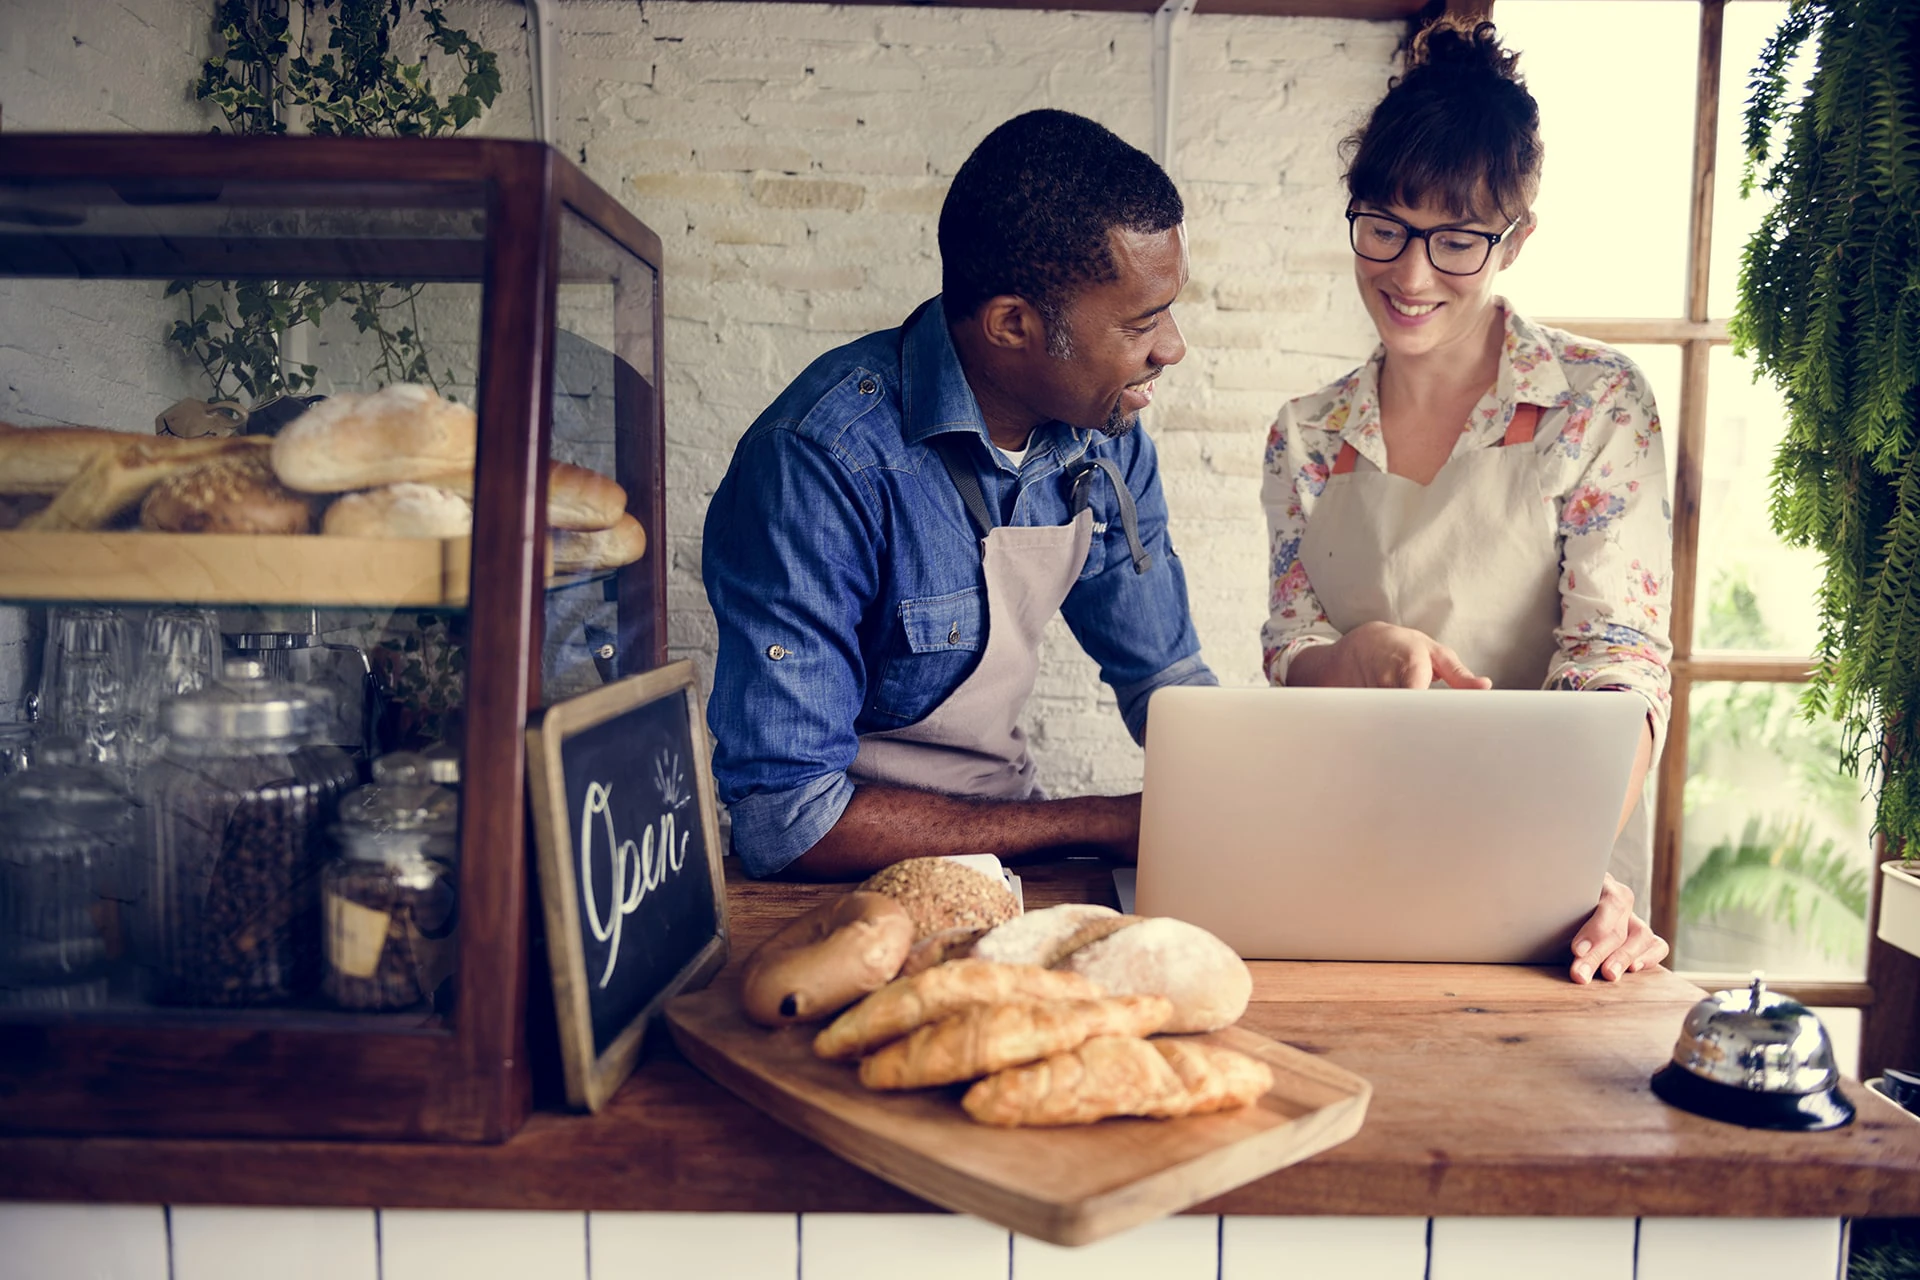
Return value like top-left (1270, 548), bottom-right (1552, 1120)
top-left (1330, 402), bottom-right (1544, 477)
top-left (1072, 457), bottom-right (1152, 576)
top-left (931, 433), bottom-right (996, 541)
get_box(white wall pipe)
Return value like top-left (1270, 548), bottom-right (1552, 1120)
top-left (1151, 0), bottom-right (1199, 177)
top-left (524, 0), bottom-right (560, 146)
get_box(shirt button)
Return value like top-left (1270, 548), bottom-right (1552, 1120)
top-left (947, 622), bottom-right (960, 644)
top-left (766, 644), bottom-right (789, 661)
top-left (858, 377), bottom-right (878, 395)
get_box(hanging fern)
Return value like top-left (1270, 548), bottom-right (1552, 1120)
top-left (1732, 0), bottom-right (1920, 856)
top-left (1678, 817), bottom-right (1869, 963)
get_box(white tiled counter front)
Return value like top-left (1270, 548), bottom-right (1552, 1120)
top-left (0, 1206), bottom-right (1849, 1280)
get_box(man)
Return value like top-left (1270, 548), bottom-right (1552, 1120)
top-left (702, 109), bottom-right (1215, 879)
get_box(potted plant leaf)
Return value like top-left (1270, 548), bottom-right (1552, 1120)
top-left (1732, 0), bottom-right (1920, 951)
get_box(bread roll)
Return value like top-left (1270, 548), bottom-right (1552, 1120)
top-left (271, 384), bottom-right (476, 493)
top-left (0, 422), bottom-right (131, 494)
top-left (549, 513), bottom-right (646, 573)
top-left (740, 892), bottom-right (915, 1027)
top-left (1059, 917), bottom-right (1252, 1034)
top-left (973, 904), bottom-right (1138, 968)
top-left (812, 959), bottom-right (1101, 1062)
top-left (140, 450), bottom-right (320, 534)
top-left (859, 857), bottom-right (1020, 941)
top-left (23, 435), bottom-right (267, 531)
top-left (962, 1035), bottom-right (1189, 1128)
top-left (857, 994), bottom-right (1172, 1090)
top-left (322, 483), bottom-right (472, 538)
top-left (439, 461), bottom-right (628, 531)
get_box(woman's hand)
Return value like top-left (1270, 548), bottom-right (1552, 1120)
top-left (1293, 619), bottom-right (1493, 689)
top-left (1568, 873), bottom-right (1669, 983)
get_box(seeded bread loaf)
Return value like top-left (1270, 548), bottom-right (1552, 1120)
top-left (859, 856), bottom-right (1020, 941)
top-left (141, 450), bottom-right (320, 534)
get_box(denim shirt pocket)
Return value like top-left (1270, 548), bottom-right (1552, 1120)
top-left (869, 586), bottom-right (985, 724)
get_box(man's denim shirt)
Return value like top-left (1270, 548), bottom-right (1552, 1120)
top-left (702, 298), bottom-right (1216, 877)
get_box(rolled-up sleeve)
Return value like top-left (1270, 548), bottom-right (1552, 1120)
top-left (702, 425), bottom-right (879, 877)
top-left (1260, 406), bottom-right (1341, 685)
top-left (1544, 366), bottom-right (1675, 759)
top-left (1059, 428), bottom-right (1215, 744)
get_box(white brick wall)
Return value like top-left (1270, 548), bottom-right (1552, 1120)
top-left (0, 0), bottom-right (1392, 797)
top-left (555, 0), bottom-right (1392, 797)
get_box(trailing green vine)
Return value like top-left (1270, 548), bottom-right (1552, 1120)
top-left (1732, 0), bottom-right (1920, 856)
top-left (169, 0), bottom-right (501, 403)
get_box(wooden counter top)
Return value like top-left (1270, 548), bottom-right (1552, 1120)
top-left (5, 859), bottom-right (1920, 1217)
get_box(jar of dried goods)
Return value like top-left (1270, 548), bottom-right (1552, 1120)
top-left (140, 662), bottom-right (357, 1006)
top-left (0, 760), bottom-right (136, 1008)
top-left (321, 818), bottom-right (456, 1012)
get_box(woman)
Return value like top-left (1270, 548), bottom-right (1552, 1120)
top-left (1261, 18), bottom-right (1672, 983)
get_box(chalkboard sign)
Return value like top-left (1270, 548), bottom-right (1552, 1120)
top-left (527, 660), bottom-right (730, 1112)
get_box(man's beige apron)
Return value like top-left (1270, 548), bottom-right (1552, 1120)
top-left (850, 438), bottom-right (1110, 800)
top-left (1298, 403), bottom-right (1653, 904)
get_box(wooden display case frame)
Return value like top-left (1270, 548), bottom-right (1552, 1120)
top-left (0, 135), bottom-right (668, 1143)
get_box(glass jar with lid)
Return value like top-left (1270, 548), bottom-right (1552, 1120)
top-left (323, 753), bottom-right (459, 1011)
top-left (0, 757), bottom-right (135, 1008)
top-left (140, 662), bottom-right (358, 1006)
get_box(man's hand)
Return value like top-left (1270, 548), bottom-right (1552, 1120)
top-left (1289, 620), bottom-right (1492, 690)
top-left (1568, 873), bottom-right (1669, 983)
top-left (787, 785), bottom-right (1142, 879)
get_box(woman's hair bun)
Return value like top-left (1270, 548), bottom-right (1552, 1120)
top-left (1405, 17), bottom-right (1523, 86)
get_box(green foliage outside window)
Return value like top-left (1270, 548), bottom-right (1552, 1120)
top-left (1679, 570), bottom-right (1869, 963)
top-left (168, 0), bottom-right (502, 404)
top-left (1732, 0), bottom-right (1920, 856)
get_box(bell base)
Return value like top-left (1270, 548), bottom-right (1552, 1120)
top-left (1651, 1062), bottom-right (1855, 1131)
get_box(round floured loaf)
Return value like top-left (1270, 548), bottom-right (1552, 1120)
top-left (970, 903), bottom-right (1127, 968)
top-left (1060, 917), bottom-right (1252, 1034)
top-left (141, 449), bottom-right (319, 534)
top-left (322, 483), bottom-right (472, 538)
top-left (271, 384), bottom-right (475, 493)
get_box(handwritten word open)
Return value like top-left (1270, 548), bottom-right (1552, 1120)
top-left (579, 780), bottom-right (690, 989)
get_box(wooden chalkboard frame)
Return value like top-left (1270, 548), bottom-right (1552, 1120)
top-left (527, 660), bottom-right (730, 1112)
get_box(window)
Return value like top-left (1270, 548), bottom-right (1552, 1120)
top-left (1494, 2), bottom-right (1872, 1030)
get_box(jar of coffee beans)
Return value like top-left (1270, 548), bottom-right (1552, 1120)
top-left (140, 662), bottom-right (357, 1006)
top-left (322, 819), bottom-right (456, 1011)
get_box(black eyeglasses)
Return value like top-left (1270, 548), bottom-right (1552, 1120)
top-left (1346, 209), bottom-right (1518, 276)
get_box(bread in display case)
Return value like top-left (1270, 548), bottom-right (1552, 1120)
top-left (0, 135), bottom-right (666, 1142)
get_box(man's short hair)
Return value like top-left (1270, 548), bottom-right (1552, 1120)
top-left (938, 110), bottom-right (1183, 339)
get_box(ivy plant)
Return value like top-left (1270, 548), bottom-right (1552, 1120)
top-left (169, 0), bottom-right (501, 403)
top-left (1732, 0), bottom-right (1920, 857)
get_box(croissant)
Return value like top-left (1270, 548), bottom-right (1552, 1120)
top-left (961, 1035), bottom-right (1188, 1127)
top-left (812, 959), bottom-right (1102, 1061)
top-left (1151, 1039), bottom-right (1275, 1115)
top-left (960, 1036), bottom-right (1274, 1127)
top-left (857, 994), bottom-right (1172, 1091)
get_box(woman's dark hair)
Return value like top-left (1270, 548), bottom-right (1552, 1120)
top-left (1342, 18), bottom-right (1542, 225)
top-left (939, 109), bottom-right (1183, 340)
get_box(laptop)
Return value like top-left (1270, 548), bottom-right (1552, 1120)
top-left (1133, 686), bottom-right (1645, 963)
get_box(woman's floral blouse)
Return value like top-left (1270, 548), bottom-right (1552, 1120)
top-left (1260, 304), bottom-right (1674, 751)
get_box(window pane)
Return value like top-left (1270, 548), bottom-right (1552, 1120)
top-left (1694, 346), bottom-right (1824, 655)
top-left (1615, 343), bottom-right (1683, 499)
top-left (1494, 3), bottom-right (1698, 318)
top-left (1709, 4), bottom-right (1813, 321)
top-left (1675, 680), bottom-right (1875, 982)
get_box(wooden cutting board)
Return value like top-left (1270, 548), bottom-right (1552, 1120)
top-left (665, 979), bottom-right (1372, 1246)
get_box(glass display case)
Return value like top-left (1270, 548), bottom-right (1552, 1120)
top-left (0, 135), bottom-right (666, 1141)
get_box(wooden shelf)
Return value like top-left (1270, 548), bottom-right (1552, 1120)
top-left (0, 530), bottom-right (474, 609)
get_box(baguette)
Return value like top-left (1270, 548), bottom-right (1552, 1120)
top-left (22, 435), bottom-right (268, 531)
top-left (857, 994), bottom-right (1172, 1090)
top-left (0, 422), bottom-right (151, 495)
top-left (961, 1035), bottom-right (1189, 1127)
top-left (812, 959), bottom-right (1101, 1062)
top-left (549, 512), bottom-right (646, 573)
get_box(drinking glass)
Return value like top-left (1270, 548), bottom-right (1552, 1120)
top-left (127, 606), bottom-right (222, 767)
top-left (40, 607), bottom-right (131, 769)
